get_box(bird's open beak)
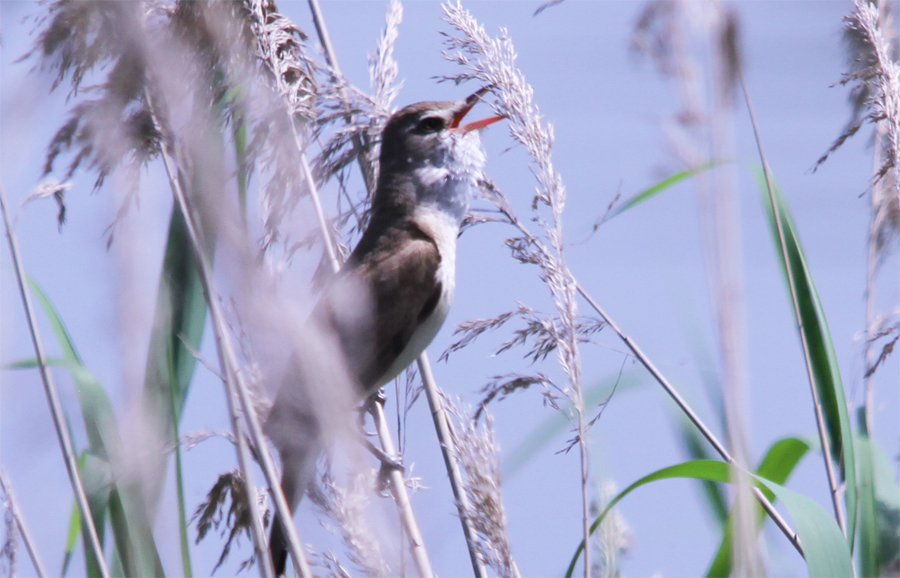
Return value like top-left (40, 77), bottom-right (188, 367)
top-left (450, 86), bottom-right (506, 133)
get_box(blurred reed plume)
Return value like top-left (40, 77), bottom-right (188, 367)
top-left (632, 2), bottom-right (762, 573)
top-left (823, 0), bottom-right (900, 438)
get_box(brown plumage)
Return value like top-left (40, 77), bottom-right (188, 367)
top-left (266, 89), bottom-right (502, 576)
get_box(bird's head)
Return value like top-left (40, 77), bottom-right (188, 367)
top-left (380, 88), bottom-right (504, 169)
top-left (376, 87), bottom-right (504, 218)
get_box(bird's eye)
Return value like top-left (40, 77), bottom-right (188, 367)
top-left (416, 117), bottom-right (445, 133)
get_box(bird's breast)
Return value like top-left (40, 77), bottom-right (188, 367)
top-left (374, 206), bottom-right (459, 387)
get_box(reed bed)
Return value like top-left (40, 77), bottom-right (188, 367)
top-left (0, 1), bottom-right (897, 577)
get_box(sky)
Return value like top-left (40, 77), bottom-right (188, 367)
top-left (1, 1), bottom-right (898, 577)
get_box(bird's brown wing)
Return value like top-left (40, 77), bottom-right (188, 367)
top-left (317, 222), bottom-right (442, 396)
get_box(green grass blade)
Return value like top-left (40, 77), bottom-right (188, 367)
top-left (669, 408), bottom-right (729, 527)
top-left (706, 437), bottom-right (812, 577)
top-left (232, 102), bottom-right (249, 225)
top-left (6, 359), bottom-right (113, 577)
top-left (61, 498), bottom-right (80, 577)
top-left (142, 94), bottom-right (234, 573)
top-left (605, 160), bottom-right (724, 221)
top-left (170, 337), bottom-right (193, 578)
top-left (28, 279), bottom-right (117, 454)
top-left (27, 279), bottom-right (164, 577)
top-left (4, 357), bottom-right (68, 370)
top-left (79, 451), bottom-right (112, 578)
top-left (7, 357), bottom-right (86, 577)
top-left (106, 489), bottom-right (134, 577)
top-left (141, 113), bottom-right (230, 572)
top-left (141, 206), bottom-right (209, 479)
top-left (564, 459), bottom-right (851, 578)
top-left (143, 207), bottom-right (209, 426)
top-left (755, 437), bottom-right (814, 494)
top-left (173, 439), bottom-right (193, 578)
top-left (757, 173), bottom-right (858, 545)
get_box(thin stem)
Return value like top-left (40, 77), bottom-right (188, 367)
top-left (307, 0), bottom-right (377, 192)
top-left (739, 71), bottom-right (847, 537)
top-left (0, 470), bottom-right (48, 578)
top-left (170, 368), bottom-right (193, 578)
top-left (369, 400), bottom-right (435, 578)
top-left (578, 408), bottom-right (590, 578)
top-left (485, 180), bottom-right (803, 555)
top-left (301, 153), bottom-right (340, 269)
top-left (307, 0), bottom-right (340, 75)
top-left (146, 91), bottom-right (310, 578)
top-left (574, 283), bottom-right (804, 555)
top-left (864, 118), bottom-right (885, 434)
top-left (0, 179), bottom-right (110, 578)
top-left (417, 355), bottom-right (488, 578)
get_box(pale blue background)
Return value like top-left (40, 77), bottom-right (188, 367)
top-left (2, 1), bottom-right (898, 577)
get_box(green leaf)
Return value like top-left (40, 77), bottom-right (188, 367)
top-left (606, 160), bottom-right (724, 221)
top-left (173, 438), bottom-right (192, 578)
top-left (3, 357), bottom-right (68, 370)
top-left (763, 471), bottom-right (853, 578)
top-left (856, 428), bottom-right (900, 577)
top-left (564, 460), bottom-right (851, 578)
top-left (706, 437), bottom-right (812, 577)
top-left (139, 204), bottom-right (210, 569)
top-left (79, 451), bottom-right (112, 578)
top-left (28, 279), bottom-right (118, 455)
top-left (666, 391), bottom-right (729, 527)
top-left (140, 109), bottom-right (231, 574)
top-left (757, 172), bottom-right (857, 546)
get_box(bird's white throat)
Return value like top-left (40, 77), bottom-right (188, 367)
top-left (411, 128), bottom-right (486, 225)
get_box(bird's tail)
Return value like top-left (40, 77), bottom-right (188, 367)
top-left (266, 437), bottom-right (320, 576)
top-left (269, 513), bottom-right (290, 577)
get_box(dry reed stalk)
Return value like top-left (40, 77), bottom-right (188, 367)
top-left (836, 0), bottom-right (900, 432)
top-left (417, 355), bottom-right (489, 578)
top-left (440, 3), bottom-right (591, 574)
top-left (257, 1), bottom-right (437, 573)
top-left (0, 470), bottom-right (47, 578)
top-left (741, 68), bottom-right (850, 540)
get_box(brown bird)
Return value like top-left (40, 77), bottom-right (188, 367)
top-left (265, 88), bottom-right (503, 575)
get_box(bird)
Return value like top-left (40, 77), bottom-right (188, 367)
top-left (264, 87), bottom-right (503, 576)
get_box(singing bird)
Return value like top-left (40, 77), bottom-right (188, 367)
top-left (265, 88), bottom-right (503, 575)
